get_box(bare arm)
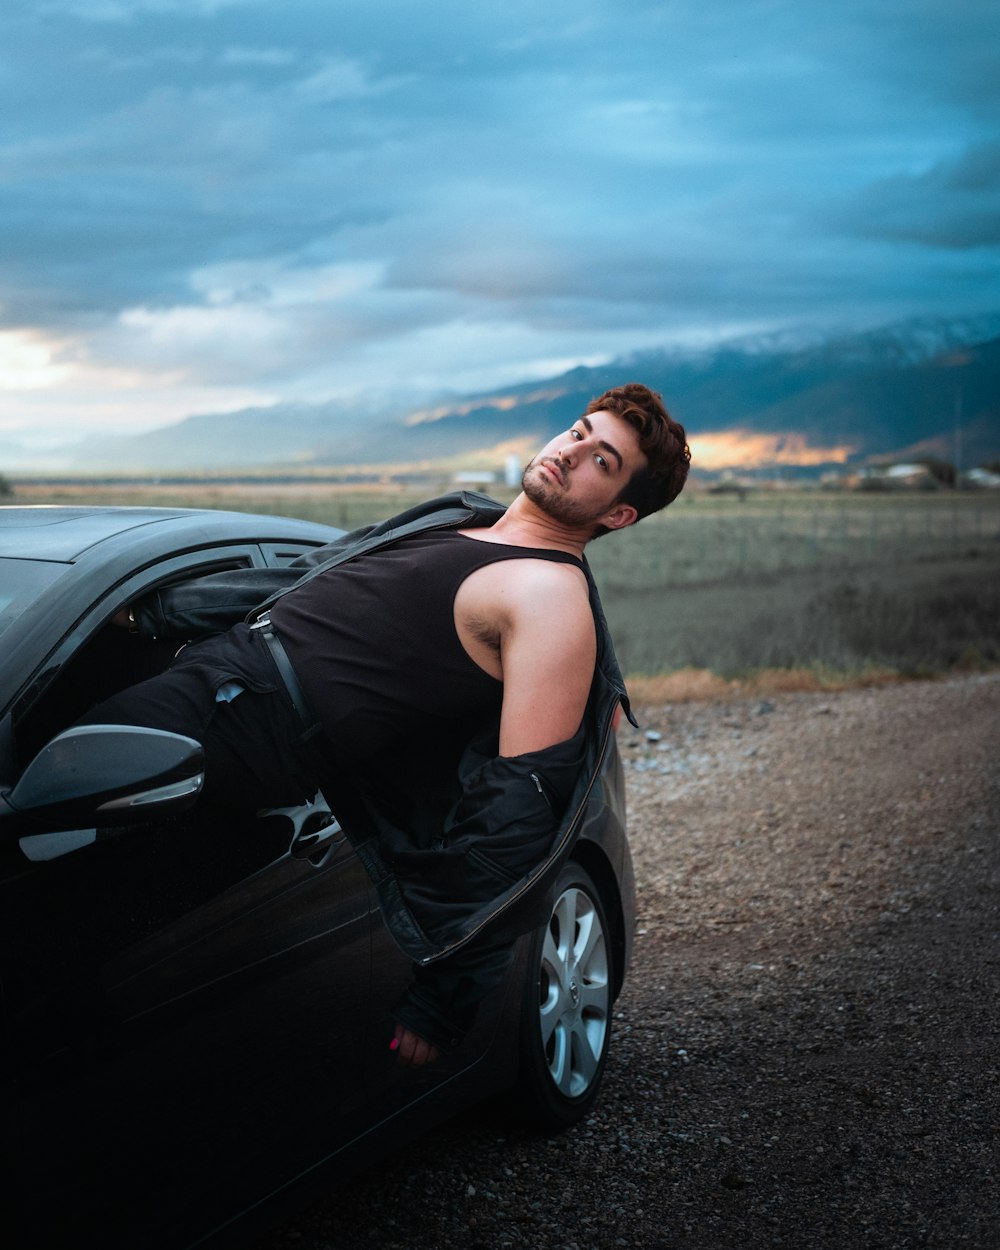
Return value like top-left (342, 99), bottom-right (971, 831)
top-left (495, 564), bottom-right (596, 758)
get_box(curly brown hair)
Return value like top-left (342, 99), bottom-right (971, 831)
top-left (585, 382), bottom-right (691, 523)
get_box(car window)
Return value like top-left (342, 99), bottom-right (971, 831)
top-left (13, 549), bottom-right (258, 766)
top-left (0, 558), bottom-right (67, 639)
top-left (259, 540), bottom-right (330, 567)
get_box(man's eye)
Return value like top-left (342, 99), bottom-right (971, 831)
top-left (570, 428), bottom-right (582, 440)
top-left (595, 454), bottom-right (608, 470)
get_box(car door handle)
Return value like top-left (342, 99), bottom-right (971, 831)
top-left (290, 814), bottom-right (346, 859)
top-left (261, 793), bottom-right (347, 861)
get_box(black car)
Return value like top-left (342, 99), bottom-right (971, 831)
top-left (0, 505), bottom-right (635, 1249)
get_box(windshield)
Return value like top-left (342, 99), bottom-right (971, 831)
top-left (0, 558), bottom-right (69, 638)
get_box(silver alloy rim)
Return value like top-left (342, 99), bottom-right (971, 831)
top-left (538, 884), bottom-right (610, 1098)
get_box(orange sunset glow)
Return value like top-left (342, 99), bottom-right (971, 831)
top-left (688, 429), bottom-right (857, 471)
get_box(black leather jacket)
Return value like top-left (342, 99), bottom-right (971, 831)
top-left (135, 492), bottom-right (635, 1048)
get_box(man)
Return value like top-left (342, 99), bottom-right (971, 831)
top-left (84, 383), bottom-right (690, 1066)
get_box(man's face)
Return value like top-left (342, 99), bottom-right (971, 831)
top-left (522, 409), bottom-right (646, 531)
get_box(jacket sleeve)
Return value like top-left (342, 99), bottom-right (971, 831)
top-left (130, 522), bottom-right (381, 639)
top-left (390, 729), bottom-right (586, 943)
top-left (131, 567), bottom-right (299, 639)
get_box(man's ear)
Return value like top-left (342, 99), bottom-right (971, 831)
top-left (601, 501), bottom-right (639, 532)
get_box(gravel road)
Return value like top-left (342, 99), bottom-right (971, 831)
top-left (256, 673), bottom-right (999, 1250)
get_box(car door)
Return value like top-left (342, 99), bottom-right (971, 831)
top-left (0, 542), bottom-right (375, 1249)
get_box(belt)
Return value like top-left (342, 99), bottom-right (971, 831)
top-left (250, 614), bottom-right (321, 738)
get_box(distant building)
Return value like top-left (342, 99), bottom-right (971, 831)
top-left (859, 463), bottom-right (945, 490)
top-left (707, 469), bottom-right (753, 498)
top-left (962, 467), bottom-right (1000, 489)
top-left (452, 470), bottom-right (497, 486)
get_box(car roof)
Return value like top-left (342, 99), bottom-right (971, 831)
top-left (0, 505), bottom-right (338, 561)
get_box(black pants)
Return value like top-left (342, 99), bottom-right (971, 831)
top-left (77, 625), bottom-right (321, 811)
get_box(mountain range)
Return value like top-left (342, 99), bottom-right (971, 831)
top-left (29, 313), bottom-right (1000, 476)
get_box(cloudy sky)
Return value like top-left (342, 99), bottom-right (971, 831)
top-left (2, 0), bottom-right (998, 452)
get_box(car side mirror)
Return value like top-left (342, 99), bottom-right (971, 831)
top-left (0, 724), bottom-right (205, 846)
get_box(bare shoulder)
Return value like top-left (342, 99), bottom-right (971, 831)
top-left (457, 558), bottom-right (594, 665)
top-left (463, 554), bottom-right (591, 621)
top-left (507, 553), bottom-right (589, 597)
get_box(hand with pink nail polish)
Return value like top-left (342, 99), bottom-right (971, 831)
top-left (391, 1023), bottom-right (440, 1068)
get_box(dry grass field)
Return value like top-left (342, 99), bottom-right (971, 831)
top-left (13, 480), bottom-right (1000, 685)
top-left (587, 492), bottom-right (1000, 683)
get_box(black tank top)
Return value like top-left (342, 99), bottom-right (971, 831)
top-left (269, 529), bottom-right (586, 764)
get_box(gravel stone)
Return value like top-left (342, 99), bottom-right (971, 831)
top-left (254, 673), bottom-right (1000, 1250)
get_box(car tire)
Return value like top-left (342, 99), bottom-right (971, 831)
top-left (515, 861), bottom-right (614, 1131)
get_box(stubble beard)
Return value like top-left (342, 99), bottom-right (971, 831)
top-left (521, 458), bottom-right (609, 528)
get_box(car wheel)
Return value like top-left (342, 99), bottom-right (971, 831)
top-left (516, 862), bottom-right (613, 1131)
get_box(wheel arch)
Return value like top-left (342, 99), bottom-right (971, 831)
top-left (566, 839), bottom-right (628, 1000)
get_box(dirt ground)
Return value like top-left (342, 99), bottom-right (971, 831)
top-left (259, 672), bottom-right (999, 1250)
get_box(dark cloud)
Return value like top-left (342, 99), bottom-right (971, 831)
top-left (2, 1), bottom-right (999, 434)
top-left (843, 143), bottom-right (1000, 249)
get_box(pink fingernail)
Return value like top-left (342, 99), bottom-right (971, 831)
top-left (389, 1038), bottom-right (400, 1051)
